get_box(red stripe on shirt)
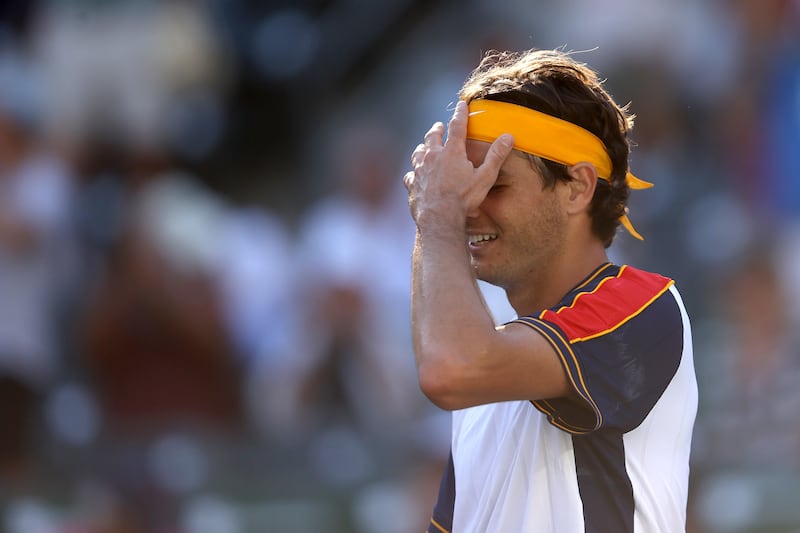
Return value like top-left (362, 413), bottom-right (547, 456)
top-left (539, 265), bottom-right (674, 343)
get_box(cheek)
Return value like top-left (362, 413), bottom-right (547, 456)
top-left (516, 195), bottom-right (555, 222)
top-left (483, 189), bottom-right (563, 234)
top-left (541, 201), bottom-right (568, 240)
top-left (474, 194), bottom-right (505, 221)
top-left (520, 197), bottom-right (566, 240)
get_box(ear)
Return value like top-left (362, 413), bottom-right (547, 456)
top-left (563, 162), bottom-right (598, 215)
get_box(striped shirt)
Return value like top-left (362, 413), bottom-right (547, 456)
top-left (428, 263), bottom-right (697, 533)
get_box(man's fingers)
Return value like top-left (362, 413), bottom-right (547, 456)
top-left (403, 170), bottom-right (415, 191)
top-left (424, 122), bottom-right (445, 147)
top-left (410, 143), bottom-right (425, 168)
top-left (478, 134), bottom-right (514, 177)
top-left (444, 100), bottom-right (468, 150)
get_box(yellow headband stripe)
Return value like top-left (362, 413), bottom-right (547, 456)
top-left (466, 99), bottom-right (652, 240)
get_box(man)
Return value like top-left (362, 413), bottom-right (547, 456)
top-left (404, 49), bottom-right (697, 533)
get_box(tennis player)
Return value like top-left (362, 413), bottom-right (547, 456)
top-left (404, 49), bottom-right (697, 533)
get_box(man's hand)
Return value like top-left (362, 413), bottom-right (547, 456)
top-left (403, 100), bottom-right (514, 231)
top-left (405, 101), bottom-right (571, 411)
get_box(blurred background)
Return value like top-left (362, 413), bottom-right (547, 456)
top-left (0, 0), bottom-right (798, 531)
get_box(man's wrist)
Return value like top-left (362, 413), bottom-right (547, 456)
top-left (415, 209), bottom-right (466, 241)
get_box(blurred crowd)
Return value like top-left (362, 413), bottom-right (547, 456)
top-left (0, 0), bottom-right (798, 532)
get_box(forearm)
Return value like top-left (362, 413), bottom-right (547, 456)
top-left (405, 101), bottom-right (518, 408)
top-left (411, 227), bottom-right (497, 407)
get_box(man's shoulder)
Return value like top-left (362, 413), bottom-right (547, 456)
top-left (613, 263), bottom-right (674, 289)
top-left (573, 262), bottom-right (671, 295)
top-left (537, 264), bottom-right (678, 344)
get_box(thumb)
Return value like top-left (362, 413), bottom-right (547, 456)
top-left (478, 134), bottom-right (514, 177)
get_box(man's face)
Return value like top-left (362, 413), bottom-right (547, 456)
top-left (465, 140), bottom-right (567, 291)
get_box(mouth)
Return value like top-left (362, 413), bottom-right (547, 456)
top-left (467, 233), bottom-right (498, 246)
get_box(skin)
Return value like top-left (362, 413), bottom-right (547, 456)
top-left (404, 100), bottom-right (609, 411)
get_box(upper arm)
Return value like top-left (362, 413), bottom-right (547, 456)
top-left (418, 319), bottom-right (573, 411)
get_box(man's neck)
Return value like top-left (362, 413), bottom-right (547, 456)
top-left (507, 243), bottom-right (609, 316)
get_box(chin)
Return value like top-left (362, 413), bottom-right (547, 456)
top-left (473, 262), bottom-right (512, 289)
top-left (473, 266), bottom-right (497, 285)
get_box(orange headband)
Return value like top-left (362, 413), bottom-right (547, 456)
top-left (466, 99), bottom-right (652, 240)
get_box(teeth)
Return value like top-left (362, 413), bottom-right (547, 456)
top-left (468, 234), bottom-right (497, 245)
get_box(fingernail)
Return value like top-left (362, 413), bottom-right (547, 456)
top-left (498, 134), bottom-right (513, 147)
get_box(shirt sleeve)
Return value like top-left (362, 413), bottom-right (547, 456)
top-left (511, 267), bottom-right (685, 434)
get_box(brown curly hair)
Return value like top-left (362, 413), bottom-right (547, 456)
top-left (459, 49), bottom-right (635, 248)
